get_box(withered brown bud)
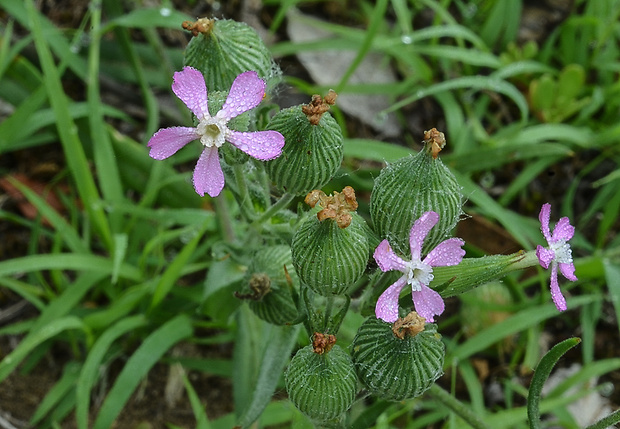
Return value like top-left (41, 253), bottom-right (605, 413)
top-left (182, 18), bottom-right (214, 37)
top-left (312, 332), bottom-right (337, 354)
top-left (423, 128), bottom-right (446, 159)
top-left (392, 311), bottom-right (426, 340)
top-left (304, 186), bottom-right (358, 228)
top-left (301, 90), bottom-right (338, 125)
top-left (234, 273), bottom-right (271, 300)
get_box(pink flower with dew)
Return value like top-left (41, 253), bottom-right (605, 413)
top-left (535, 203), bottom-right (577, 311)
top-left (147, 67), bottom-right (285, 197)
top-left (373, 211), bottom-right (465, 323)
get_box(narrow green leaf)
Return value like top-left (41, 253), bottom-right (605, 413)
top-left (236, 322), bottom-right (301, 428)
top-left (585, 408), bottom-right (620, 429)
top-left (92, 314), bottom-right (193, 429)
top-left (150, 224), bottom-right (208, 309)
top-left (527, 337), bottom-right (581, 429)
top-left (384, 76), bottom-right (529, 124)
top-left (6, 176), bottom-right (87, 254)
top-left (0, 316), bottom-right (86, 382)
top-left (31, 362), bottom-right (81, 425)
top-left (25, 0), bottom-right (112, 249)
top-left (76, 315), bottom-right (147, 429)
top-left (111, 233), bottom-right (128, 284)
top-left (103, 7), bottom-right (193, 31)
top-left (0, 253), bottom-right (141, 281)
top-left (603, 261), bottom-right (620, 337)
top-left (343, 138), bottom-right (413, 162)
top-left (182, 373), bottom-right (212, 429)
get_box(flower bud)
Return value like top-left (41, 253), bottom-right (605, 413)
top-left (265, 92), bottom-right (343, 195)
top-left (351, 314), bottom-right (445, 401)
top-left (285, 344), bottom-right (357, 422)
top-left (183, 18), bottom-right (280, 93)
top-left (237, 245), bottom-right (298, 325)
top-left (291, 187), bottom-right (369, 296)
top-left (370, 129), bottom-right (463, 255)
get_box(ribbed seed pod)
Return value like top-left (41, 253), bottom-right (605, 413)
top-left (183, 18), bottom-right (280, 93)
top-left (351, 317), bottom-right (445, 401)
top-left (370, 134), bottom-right (463, 256)
top-left (285, 345), bottom-right (357, 422)
top-left (265, 105), bottom-right (343, 195)
top-left (243, 245), bottom-right (298, 325)
top-left (292, 212), bottom-right (369, 296)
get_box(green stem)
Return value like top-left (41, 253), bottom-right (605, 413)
top-left (323, 295), bottom-right (335, 332)
top-left (251, 192), bottom-right (296, 228)
top-left (585, 408), bottom-right (620, 429)
top-left (232, 163), bottom-right (257, 221)
top-left (213, 194), bottom-right (235, 243)
top-left (428, 384), bottom-right (492, 429)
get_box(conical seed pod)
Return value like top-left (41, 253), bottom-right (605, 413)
top-left (265, 92), bottom-right (343, 195)
top-left (291, 187), bottom-right (369, 296)
top-left (182, 18), bottom-right (280, 93)
top-left (285, 344), bottom-right (357, 422)
top-left (351, 315), bottom-right (445, 401)
top-left (370, 128), bottom-right (463, 256)
top-left (240, 245), bottom-right (299, 325)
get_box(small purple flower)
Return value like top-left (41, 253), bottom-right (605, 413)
top-left (535, 203), bottom-right (577, 311)
top-left (148, 67), bottom-right (285, 197)
top-left (373, 211), bottom-right (465, 323)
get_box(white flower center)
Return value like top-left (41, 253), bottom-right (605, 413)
top-left (550, 240), bottom-right (573, 264)
top-left (196, 116), bottom-right (227, 148)
top-left (404, 259), bottom-right (434, 291)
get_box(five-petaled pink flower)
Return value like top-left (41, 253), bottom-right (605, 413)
top-left (535, 203), bottom-right (577, 311)
top-left (374, 211), bottom-right (465, 323)
top-left (148, 67), bottom-right (285, 197)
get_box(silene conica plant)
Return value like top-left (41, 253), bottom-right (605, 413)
top-left (146, 16), bottom-right (594, 429)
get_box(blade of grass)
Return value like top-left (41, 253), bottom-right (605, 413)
top-left (0, 316), bottom-right (87, 383)
top-left (182, 372), bottom-right (212, 429)
top-left (25, 0), bottom-right (112, 249)
top-left (527, 337), bottom-right (581, 429)
top-left (31, 361), bottom-right (81, 425)
top-left (0, 254), bottom-right (141, 281)
top-left (76, 315), bottom-right (147, 429)
top-left (92, 314), bottom-right (193, 429)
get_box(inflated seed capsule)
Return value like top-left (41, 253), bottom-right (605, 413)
top-left (291, 187), bottom-right (369, 296)
top-left (370, 128), bottom-right (464, 256)
top-left (182, 18), bottom-right (280, 93)
top-left (351, 313), bottom-right (445, 401)
top-left (265, 91), bottom-right (343, 195)
top-left (285, 339), bottom-right (357, 422)
top-left (236, 245), bottom-right (299, 325)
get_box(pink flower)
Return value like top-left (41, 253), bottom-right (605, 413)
top-left (148, 67), bottom-right (285, 197)
top-left (373, 211), bottom-right (465, 323)
top-left (535, 203), bottom-right (577, 311)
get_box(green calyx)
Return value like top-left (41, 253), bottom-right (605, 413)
top-left (351, 315), bottom-right (445, 401)
top-left (370, 130), bottom-right (464, 256)
top-left (285, 344), bottom-right (358, 422)
top-left (266, 93), bottom-right (343, 195)
top-left (183, 18), bottom-right (280, 93)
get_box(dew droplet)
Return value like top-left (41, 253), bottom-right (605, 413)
top-left (160, 7), bottom-right (171, 17)
top-left (401, 35), bottom-right (413, 45)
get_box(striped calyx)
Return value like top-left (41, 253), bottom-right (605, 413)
top-left (292, 188), bottom-right (369, 296)
top-left (239, 245), bottom-right (299, 325)
top-left (351, 315), bottom-right (445, 401)
top-left (183, 18), bottom-right (280, 93)
top-left (265, 95), bottom-right (343, 195)
top-left (370, 130), bottom-right (463, 256)
top-left (285, 344), bottom-right (358, 422)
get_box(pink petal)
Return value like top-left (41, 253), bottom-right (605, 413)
top-left (148, 126), bottom-right (198, 160)
top-left (549, 263), bottom-right (567, 311)
top-left (374, 240), bottom-right (408, 273)
top-left (172, 67), bottom-right (209, 119)
top-left (411, 284), bottom-right (445, 323)
top-left (539, 203), bottom-right (552, 243)
top-left (193, 146), bottom-right (224, 197)
top-left (559, 262), bottom-right (577, 281)
top-left (375, 277), bottom-right (407, 323)
top-left (424, 238), bottom-right (465, 267)
top-left (218, 71), bottom-right (266, 121)
top-left (536, 245), bottom-right (555, 270)
top-left (551, 217), bottom-right (575, 243)
top-left (409, 211), bottom-right (439, 260)
top-left (226, 130), bottom-right (285, 160)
